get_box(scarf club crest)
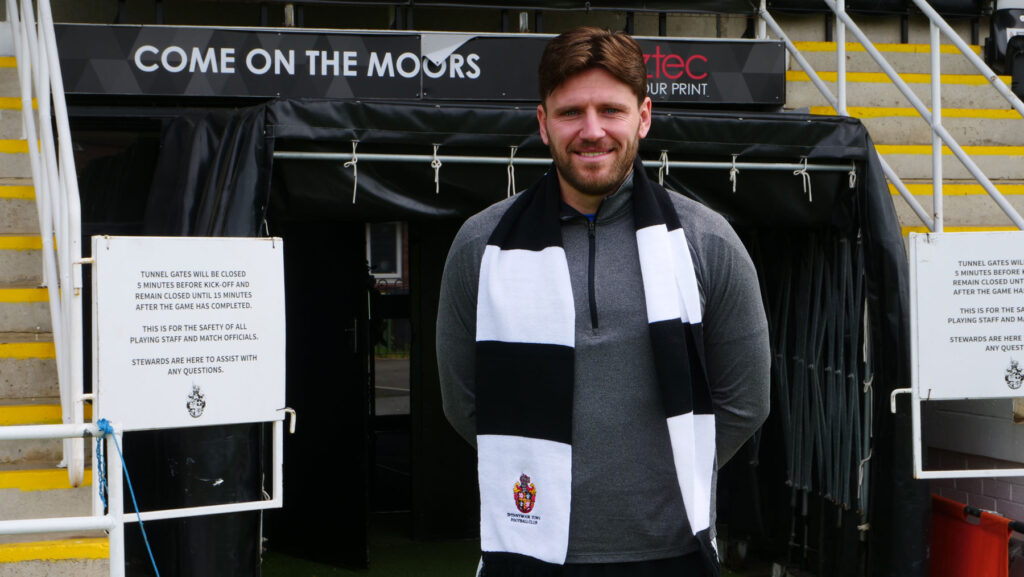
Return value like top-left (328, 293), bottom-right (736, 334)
top-left (513, 473), bottom-right (536, 514)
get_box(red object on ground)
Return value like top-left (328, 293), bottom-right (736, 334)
top-left (931, 494), bottom-right (1012, 577)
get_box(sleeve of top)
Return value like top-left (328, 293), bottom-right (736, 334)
top-left (436, 220), bottom-right (486, 448)
top-left (697, 217), bottom-right (772, 467)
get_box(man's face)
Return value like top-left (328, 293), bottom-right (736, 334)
top-left (537, 67), bottom-right (652, 211)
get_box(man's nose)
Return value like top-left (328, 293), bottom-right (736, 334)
top-left (579, 109), bottom-right (604, 140)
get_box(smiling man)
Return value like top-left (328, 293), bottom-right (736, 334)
top-left (437, 27), bottom-right (770, 577)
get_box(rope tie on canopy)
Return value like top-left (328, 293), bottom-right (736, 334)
top-left (507, 145), bottom-right (518, 197)
top-left (431, 144), bottom-right (442, 194)
top-left (658, 150), bottom-right (669, 186)
top-left (344, 140), bottom-right (359, 204)
top-left (794, 157), bottom-right (812, 202)
top-left (730, 154), bottom-right (740, 193)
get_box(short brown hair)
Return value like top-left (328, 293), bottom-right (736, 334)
top-left (538, 26), bottom-right (647, 106)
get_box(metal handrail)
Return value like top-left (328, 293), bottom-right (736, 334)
top-left (0, 423), bottom-right (125, 577)
top-left (759, 0), bottom-right (1024, 233)
top-left (7, 0), bottom-right (86, 487)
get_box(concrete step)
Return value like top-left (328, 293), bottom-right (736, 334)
top-left (0, 57), bottom-right (19, 98)
top-left (0, 235), bottom-right (41, 285)
top-left (0, 288), bottom-right (51, 333)
top-left (0, 334), bottom-right (57, 400)
top-left (877, 144), bottom-right (1024, 180)
top-left (786, 70), bottom-right (1017, 110)
top-left (809, 106), bottom-right (1024, 147)
top-left (790, 41), bottom-right (986, 75)
top-left (0, 402), bottom-right (93, 465)
top-left (0, 97), bottom-right (25, 140)
top-left (0, 538), bottom-right (108, 576)
top-left (0, 180), bottom-right (38, 235)
top-left (0, 139), bottom-right (31, 179)
top-left (890, 181), bottom-right (1024, 231)
top-left (0, 466), bottom-right (93, 521)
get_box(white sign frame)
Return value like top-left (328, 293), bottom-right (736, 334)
top-left (90, 235), bottom-right (289, 522)
top-left (909, 231), bottom-right (1024, 478)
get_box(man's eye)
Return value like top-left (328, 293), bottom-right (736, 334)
top-left (561, 110), bottom-right (580, 117)
top-left (603, 108), bottom-right (621, 114)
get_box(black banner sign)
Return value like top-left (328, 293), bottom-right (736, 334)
top-left (56, 24), bottom-right (785, 106)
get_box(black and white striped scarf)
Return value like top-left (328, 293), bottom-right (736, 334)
top-left (474, 158), bottom-right (718, 576)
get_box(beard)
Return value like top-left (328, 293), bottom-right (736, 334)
top-left (549, 132), bottom-right (640, 199)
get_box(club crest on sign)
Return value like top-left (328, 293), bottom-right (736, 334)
top-left (1007, 359), bottom-right (1024, 391)
top-left (187, 384), bottom-right (207, 418)
top-left (513, 473), bottom-right (536, 514)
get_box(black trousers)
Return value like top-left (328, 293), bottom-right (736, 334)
top-left (562, 552), bottom-right (708, 577)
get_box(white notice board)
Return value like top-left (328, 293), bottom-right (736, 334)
top-left (92, 236), bottom-right (285, 431)
top-left (911, 231), bottom-right (1024, 400)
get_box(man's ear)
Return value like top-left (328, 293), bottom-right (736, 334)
top-left (638, 97), bottom-right (652, 139)
top-left (537, 103), bottom-right (550, 145)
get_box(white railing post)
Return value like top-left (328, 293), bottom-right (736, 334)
top-left (930, 21), bottom-right (943, 233)
top-left (107, 431), bottom-right (126, 577)
top-left (836, 0), bottom-right (848, 115)
top-left (757, 0), bottom-right (768, 39)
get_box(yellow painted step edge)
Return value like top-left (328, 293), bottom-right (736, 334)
top-left (0, 185), bottom-right (33, 199)
top-left (903, 226), bottom-right (1019, 236)
top-left (0, 288), bottom-right (48, 302)
top-left (877, 144), bottom-right (1024, 155)
top-left (0, 235), bottom-right (42, 250)
top-left (0, 404), bottom-right (93, 426)
top-left (0, 342), bottom-right (56, 359)
top-left (0, 468), bottom-right (93, 491)
top-left (0, 97), bottom-right (36, 110)
top-left (890, 183), bottom-right (1024, 196)
top-left (792, 41), bottom-right (981, 55)
top-left (787, 70), bottom-right (1011, 85)
top-left (0, 140), bottom-right (29, 154)
top-left (0, 538), bottom-right (108, 563)
top-left (811, 106), bottom-right (1023, 119)
top-left (0, 57), bottom-right (16, 68)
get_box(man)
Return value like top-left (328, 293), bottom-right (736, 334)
top-left (436, 27), bottom-right (770, 577)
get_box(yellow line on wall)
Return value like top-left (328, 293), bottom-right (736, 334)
top-left (876, 144), bottom-right (1024, 156)
top-left (792, 41), bottom-right (980, 55)
top-left (811, 106), bottom-right (1023, 119)
top-left (0, 288), bottom-right (48, 302)
top-left (0, 468), bottom-right (93, 491)
top-left (0, 538), bottom-right (108, 562)
top-left (787, 70), bottom-right (1010, 85)
top-left (889, 183), bottom-right (1024, 196)
top-left (0, 341), bottom-right (56, 359)
top-left (0, 235), bottom-right (41, 249)
top-left (0, 185), bottom-right (34, 199)
top-left (0, 57), bottom-right (16, 68)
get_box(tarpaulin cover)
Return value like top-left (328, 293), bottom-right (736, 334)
top-left (143, 98), bottom-right (928, 576)
top-left (930, 495), bottom-right (1011, 577)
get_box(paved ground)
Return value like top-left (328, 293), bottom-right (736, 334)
top-left (375, 357), bottom-right (409, 416)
